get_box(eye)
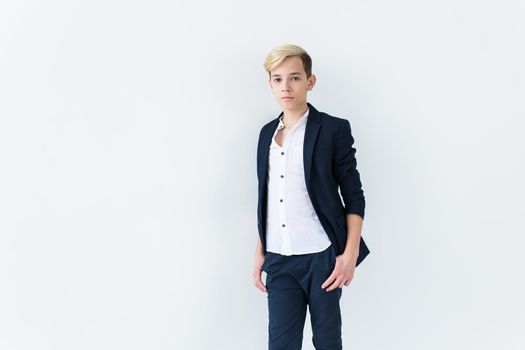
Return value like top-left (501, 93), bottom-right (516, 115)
top-left (273, 78), bottom-right (281, 82)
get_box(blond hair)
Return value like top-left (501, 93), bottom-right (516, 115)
top-left (263, 44), bottom-right (312, 79)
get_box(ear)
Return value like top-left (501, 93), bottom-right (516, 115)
top-left (307, 74), bottom-right (317, 91)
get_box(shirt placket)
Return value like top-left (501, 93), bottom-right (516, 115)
top-left (279, 123), bottom-right (293, 255)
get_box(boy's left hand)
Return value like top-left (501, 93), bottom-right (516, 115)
top-left (321, 253), bottom-right (357, 292)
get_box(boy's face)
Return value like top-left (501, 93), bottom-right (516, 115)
top-left (269, 56), bottom-right (316, 112)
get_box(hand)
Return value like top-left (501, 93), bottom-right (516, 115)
top-left (252, 253), bottom-right (267, 293)
top-left (321, 253), bottom-right (357, 292)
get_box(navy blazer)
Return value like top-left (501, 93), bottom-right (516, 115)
top-left (256, 102), bottom-right (370, 267)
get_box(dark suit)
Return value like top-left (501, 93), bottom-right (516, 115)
top-left (256, 102), bottom-right (370, 267)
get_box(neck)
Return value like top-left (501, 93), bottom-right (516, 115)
top-left (282, 103), bottom-right (308, 125)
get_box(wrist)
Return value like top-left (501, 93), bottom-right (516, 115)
top-left (342, 248), bottom-right (359, 261)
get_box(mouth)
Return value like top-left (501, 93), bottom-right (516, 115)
top-left (282, 97), bottom-right (294, 100)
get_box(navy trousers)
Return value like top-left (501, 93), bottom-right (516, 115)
top-left (262, 244), bottom-right (343, 350)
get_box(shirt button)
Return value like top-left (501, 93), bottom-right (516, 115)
top-left (280, 199), bottom-right (283, 202)
top-left (281, 152), bottom-right (284, 155)
top-left (282, 224), bottom-right (286, 227)
top-left (280, 175), bottom-right (284, 178)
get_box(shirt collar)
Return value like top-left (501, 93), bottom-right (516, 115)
top-left (277, 108), bottom-right (309, 130)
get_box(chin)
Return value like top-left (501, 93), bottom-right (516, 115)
top-left (280, 100), bottom-right (297, 109)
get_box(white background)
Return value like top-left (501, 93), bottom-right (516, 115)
top-left (1, 0), bottom-right (524, 349)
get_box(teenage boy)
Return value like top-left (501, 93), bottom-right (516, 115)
top-left (252, 44), bottom-right (370, 350)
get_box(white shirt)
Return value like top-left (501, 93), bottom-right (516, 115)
top-left (265, 108), bottom-right (332, 256)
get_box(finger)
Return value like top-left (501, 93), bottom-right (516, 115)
top-left (253, 273), bottom-right (267, 293)
top-left (321, 272), bottom-right (337, 289)
top-left (338, 278), bottom-right (348, 288)
top-left (326, 277), bottom-right (343, 292)
top-left (256, 279), bottom-right (267, 293)
top-left (253, 278), bottom-right (261, 291)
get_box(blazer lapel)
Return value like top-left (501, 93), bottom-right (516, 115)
top-left (258, 114), bottom-right (280, 193)
top-left (303, 102), bottom-right (321, 191)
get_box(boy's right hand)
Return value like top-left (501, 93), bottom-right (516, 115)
top-left (252, 254), bottom-right (267, 293)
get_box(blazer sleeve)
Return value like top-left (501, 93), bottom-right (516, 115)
top-left (333, 119), bottom-right (365, 219)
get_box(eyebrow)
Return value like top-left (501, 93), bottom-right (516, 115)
top-left (271, 72), bottom-right (302, 77)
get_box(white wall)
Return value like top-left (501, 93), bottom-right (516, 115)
top-left (1, 0), bottom-right (524, 349)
